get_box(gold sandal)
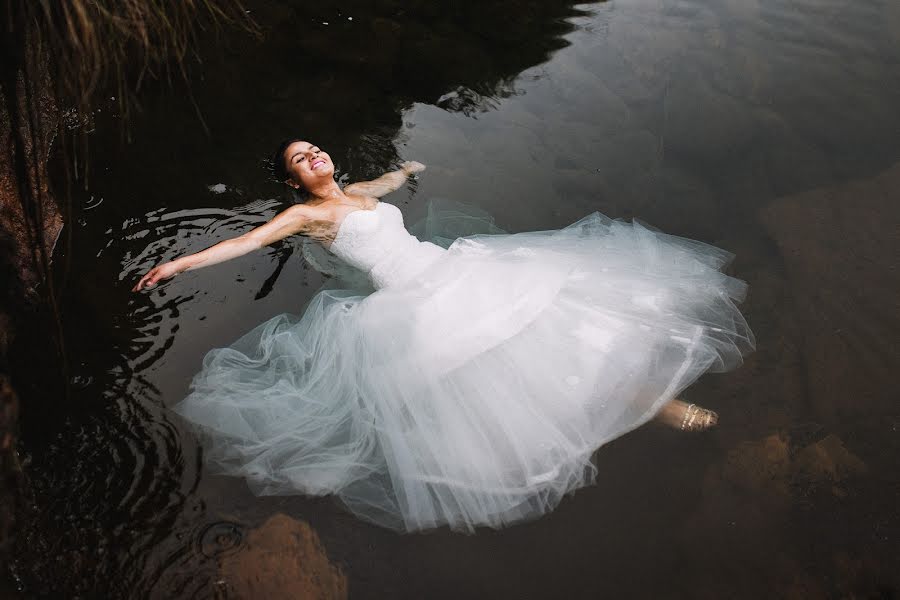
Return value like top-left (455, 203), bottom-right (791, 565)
top-left (680, 403), bottom-right (718, 432)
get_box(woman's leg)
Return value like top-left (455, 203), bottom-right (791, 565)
top-left (655, 399), bottom-right (718, 431)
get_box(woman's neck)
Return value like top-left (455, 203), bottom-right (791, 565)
top-left (305, 179), bottom-right (347, 204)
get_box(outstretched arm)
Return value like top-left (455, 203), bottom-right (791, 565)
top-left (132, 204), bottom-right (310, 291)
top-left (343, 161), bottom-right (425, 198)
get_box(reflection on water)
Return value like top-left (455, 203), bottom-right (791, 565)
top-left (14, 0), bottom-right (900, 596)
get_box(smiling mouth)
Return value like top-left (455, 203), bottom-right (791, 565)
top-left (311, 159), bottom-right (326, 170)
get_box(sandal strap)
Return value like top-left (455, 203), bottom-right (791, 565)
top-left (680, 404), bottom-right (697, 430)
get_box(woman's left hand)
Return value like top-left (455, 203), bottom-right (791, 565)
top-left (401, 161), bottom-right (426, 175)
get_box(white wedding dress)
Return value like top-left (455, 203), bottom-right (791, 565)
top-left (174, 201), bottom-right (754, 532)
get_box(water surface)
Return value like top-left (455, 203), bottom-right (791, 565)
top-left (13, 0), bottom-right (900, 597)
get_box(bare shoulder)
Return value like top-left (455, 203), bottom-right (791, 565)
top-left (280, 203), bottom-right (329, 233)
top-left (287, 203), bottom-right (342, 242)
top-left (341, 180), bottom-right (375, 196)
top-left (274, 202), bottom-right (330, 226)
top-left (278, 203), bottom-right (314, 219)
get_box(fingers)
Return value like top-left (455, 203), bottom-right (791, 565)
top-left (132, 276), bottom-right (150, 292)
top-left (401, 161), bottom-right (426, 174)
top-left (132, 268), bottom-right (159, 292)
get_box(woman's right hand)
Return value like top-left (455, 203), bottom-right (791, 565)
top-left (132, 259), bottom-right (188, 292)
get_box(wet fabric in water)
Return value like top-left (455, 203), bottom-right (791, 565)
top-left (174, 200), bottom-right (754, 532)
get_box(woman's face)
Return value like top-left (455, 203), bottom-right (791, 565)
top-left (282, 141), bottom-right (334, 189)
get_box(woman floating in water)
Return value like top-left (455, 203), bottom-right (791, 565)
top-left (133, 140), bottom-right (754, 532)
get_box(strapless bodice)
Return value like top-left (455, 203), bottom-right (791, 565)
top-left (328, 202), bottom-right (445, 289)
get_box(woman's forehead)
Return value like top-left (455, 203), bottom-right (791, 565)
top-left (287, 140), bottom-right (314, 152)
top-left (285, 140), bottom-right (316, 162)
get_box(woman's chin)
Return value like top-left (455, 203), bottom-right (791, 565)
top-left (302, 169), bottom-right (334, 186)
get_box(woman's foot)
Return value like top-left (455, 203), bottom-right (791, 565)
top-left (656, 399), bottom-right (718, 432)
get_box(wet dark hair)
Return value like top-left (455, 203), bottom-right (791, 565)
top-left (271, 137), bottom-right (304, 182)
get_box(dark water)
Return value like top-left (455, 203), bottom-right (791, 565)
top-left (11, 0), bottom-right (900, 597)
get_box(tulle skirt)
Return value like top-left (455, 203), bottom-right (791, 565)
top-left (174, 201), bottom-right (754, 532)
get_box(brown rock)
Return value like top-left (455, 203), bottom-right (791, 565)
top-left (721, 433), bottom-right (792, 505)
top-left (792, 434), bottom-right (868, 485)
top-left (219, 513), bottom-right (347, 600)
top-left (761, 163), bottom-right (900, 423)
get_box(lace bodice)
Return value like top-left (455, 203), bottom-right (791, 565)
top-left (328, 202), bottom-right (445, 289)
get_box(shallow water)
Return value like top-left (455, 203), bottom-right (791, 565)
top-left (12, 0), bottom-right (900, 597)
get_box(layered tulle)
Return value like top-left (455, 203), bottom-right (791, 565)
top-left (174, 201), bottom-right (754, 532)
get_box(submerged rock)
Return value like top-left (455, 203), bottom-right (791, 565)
top-left (721, 433), bottom-right (793, 506)
top-left (219, 513), bottom-right (347, 600)
top-left (713, 431), bottom-right (870, 516)
top-left (793, 434), bottom-right (868, 485)
top-left (761, 162), bottom-right (900, 423)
